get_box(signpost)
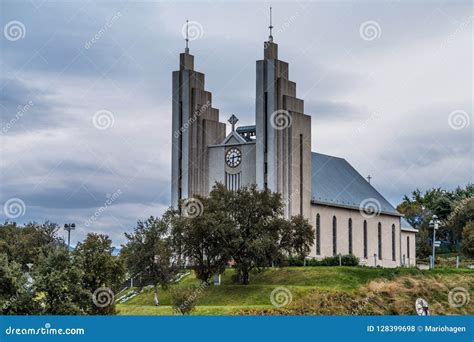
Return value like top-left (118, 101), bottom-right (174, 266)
top-left (429, 215), bottom-right (441, 269)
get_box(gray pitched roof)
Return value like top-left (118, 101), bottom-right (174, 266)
top-left (401, 217), bottom-right (417, 232)
top-left (311, 152), bottom-right (401, 216)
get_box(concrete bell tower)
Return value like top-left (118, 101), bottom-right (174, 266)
top-left (255, 9), bottom-right (312, 218)
top-left (171, 22), bottom-right (226, 208)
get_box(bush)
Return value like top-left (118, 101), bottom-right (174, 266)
top-left (282, 254), bottom-right (360, 267)
top-left (287, 256), bottom-right (305, 266)
top-left (313, 254), bottom-right (359, 267)
top-left (170, 287), bottom-right (198, 315)
top-left (306, 258), bottom-right (322, 266)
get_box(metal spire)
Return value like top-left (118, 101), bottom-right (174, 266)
top-left (268, 7), bottom-right (273, 42)
top-left (185, 19), bottom-right (189, 53)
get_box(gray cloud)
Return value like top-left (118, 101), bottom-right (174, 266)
top-left (1, 0), bottom-right (472, 247)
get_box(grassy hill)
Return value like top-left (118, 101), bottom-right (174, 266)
top-left (116, 267), bottom-right (473, 316)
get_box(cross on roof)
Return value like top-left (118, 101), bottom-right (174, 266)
top-left (367, 175), bottom-right (372, 184)
top-left (228, 114), bottom-right (239, 131)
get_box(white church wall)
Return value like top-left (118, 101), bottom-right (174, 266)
top-left (311, 204), bottom-right (402, 268)
top-left (400, 231), bottom-right (417, 267)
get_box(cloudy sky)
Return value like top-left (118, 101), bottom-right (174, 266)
top-left (1, 0), bottom-right (472, 247)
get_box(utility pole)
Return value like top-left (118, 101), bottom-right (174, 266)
top-left (429, 215), bottom-right (440, 269)
top-left (64, 223), bottom-right (76, 250)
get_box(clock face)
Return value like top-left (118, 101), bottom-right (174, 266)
top-left (225, 147), bottom-right (242, 168)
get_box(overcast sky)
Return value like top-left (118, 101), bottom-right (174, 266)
top-left (1, 0), bottom-right (472, 247)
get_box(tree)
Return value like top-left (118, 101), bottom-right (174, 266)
top-left (0, 253), bottom-right (40, 314)
top-left (0, 221), bottom-right (63, 268)
top-left (122, 216), bottom-right (184, 306)
top-left (223, 184), bottom-right (284, 285)
top-left (447, 196), bottom-right (474, 247)
top-left (175, 195), bottom-right (233, 284)
top-left (34, 246), bottom-right (89, 315)
top-left (74, 233), bottom-right (125, 314)
top-left (280, 215), bottom-right (314, 259)
top-left (461, 222), bottom-right (474, 257)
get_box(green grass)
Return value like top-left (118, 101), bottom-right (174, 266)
top-left (117, 266), bottom-right (473, 316)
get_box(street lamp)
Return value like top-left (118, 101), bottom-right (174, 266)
top-left (428, 215), bottom-right (441, 269)
top-left (64, 223), bottom-right (76, 250)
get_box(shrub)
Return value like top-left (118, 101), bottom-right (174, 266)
top-left (170, 287), bottom-right (198, 315)
top-left (287, 256), bottom-right (305, 266)
top-left (320, 254), bottom-right (359, 266)
top-left (306, 258), bottom-right (322, 266)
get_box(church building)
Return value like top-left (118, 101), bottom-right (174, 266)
top-left (171, 25), bottom-right (417, 267)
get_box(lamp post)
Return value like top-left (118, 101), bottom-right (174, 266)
top-left (429, 215), bottom-right (440, 269)
top-left (64, 223), bottom-right (76, 250)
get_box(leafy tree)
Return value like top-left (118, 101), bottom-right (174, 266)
top-left (0, 253), bottom-right (40, 314)
top-left (122, 216), bottom-right (184, 306)
top-left (461, 222), bottom-right (474, 257)
top-left (447, 196), bottom-right (474, 246)
top-left (397, 185), bottom-right (473, 258)
top-left (222, 184), bottom-right (284, 285)
top-left (0, 221), bottom-right (63, 268)
top-left (34, 246), bottom-right (89, 315)
top-left (174, 196), bottom-right (232, 284)
top-left (280, 215), bottom-right (314, 259)
top-left (74, 233), bottom-right (125, 314)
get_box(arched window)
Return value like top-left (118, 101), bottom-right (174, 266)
top-left (378, 222), bottom-right (382, 260)
top-left (407, 236), bottom-right (410, 259)
top-left (348, 218), bottom-right (353, 254)
top-left (316, 214), bottom-right (321, 255)
top-left (391, 224), bottom-right (396, 261)
top-left (363, 220), bottom-right (368, 259)
top-left (332, 216), bottom-right (337, 256)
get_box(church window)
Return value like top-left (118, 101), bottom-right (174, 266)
top-left (407, 236), bottom-right (410, 259)
top-left (391, 224), bottom-right (396, 261)
top-left (378, 222), bottom-right (382, 260)
top-left (299, 134), bottom-right (303, 215)
top-left (332, 216), bottom-right (337, 256)
top-left (316, 214), bottom-right (321, 255)
top-left (363, 220), bottom-right (368, 259)
top-left (348, 218), bottom-right (353, 254)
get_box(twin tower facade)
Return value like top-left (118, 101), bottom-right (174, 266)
top-left (170, 35), bottom-right (418, 267)
top-left (171, 40), bottom-right (312, 219)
